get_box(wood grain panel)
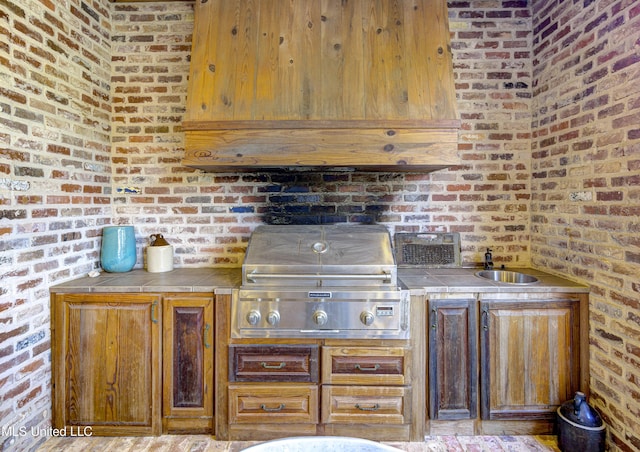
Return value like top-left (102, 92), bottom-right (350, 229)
top-left (162, 295), bottom-right (214, 433)
top-left (188, 0), bottom-right (454, 122)
top-left (230, 345), bottom-right (319, 382)
top-left (322, 385), bottom-right (409, 424)
top-left (322, 346), bottom-right (408, 385)
top-left (52, 293), bottom-right (161, 436)
top-left (480, 298), bottom-right (580, 421)
top-left (67, 303), bottom-right (152, 424)
top-left (209, 0), bottom-right (238, 120)
top-left (184, 125), bottom-right (459, 171)
top-left (173, 307), bottom-right (205, 407)
top-left (183, 0), bottom-right (459, 170)
top-left (228, 384), bottom-right (319, 424)
top-left (428, 298), bottom-right (478, 420)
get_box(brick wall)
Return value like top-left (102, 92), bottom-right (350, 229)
top-left (531, 0), bottom-right (640, 450)
top-left (0, 0), bottom-right (113, 450)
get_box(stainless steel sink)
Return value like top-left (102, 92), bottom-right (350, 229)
top-left (475, 270), bottom-right (539, 284)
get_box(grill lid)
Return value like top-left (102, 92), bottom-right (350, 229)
top-left (242, 224), bottom-right (397, 288)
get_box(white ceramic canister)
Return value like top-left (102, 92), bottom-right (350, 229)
top-left (146, 233), bottom-right (174, 273)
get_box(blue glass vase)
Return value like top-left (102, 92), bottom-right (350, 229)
top-left (100, 226), bottom-right (136, 272)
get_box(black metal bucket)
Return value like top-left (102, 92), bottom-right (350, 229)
top-left (557, 392), bottom-right (606, 452)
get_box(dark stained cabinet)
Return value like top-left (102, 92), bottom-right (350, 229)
top-left (162, 295), bottom-right (214, 433)
top-left (428, 298), bottom-right (478, 420)
top-left (229, 345), bottom-right (319, 383)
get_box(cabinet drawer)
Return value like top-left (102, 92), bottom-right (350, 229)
top-left (228, 384), bottom-right (318, 424)
top-left (322, 347), bottom-right (408, 385)
top-left (322, 386), bottom-right (410, 425)
top-left (229, 345), bottom-right (319, 382)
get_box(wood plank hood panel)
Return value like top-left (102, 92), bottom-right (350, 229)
top-left (183, 0), bottom-right (460, 172)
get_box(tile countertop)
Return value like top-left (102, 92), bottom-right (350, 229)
top-left (398, 267), bottom-right (589, 294)
top-left (50, 267), bottom-right (588, 294)
top-left (49, 267), bottom-right (242, 294)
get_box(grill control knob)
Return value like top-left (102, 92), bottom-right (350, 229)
top-left (266, 311), bottom-right (280, 326)
top-left (313, 310), bottom-right (328, 326)
top-left (360, 311), bottom-right (375, 326)
top-left (246, 310), bottom-right (261, 325)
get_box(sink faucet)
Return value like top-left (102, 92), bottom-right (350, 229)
top-left (484, 248), bottom-right (494, 270)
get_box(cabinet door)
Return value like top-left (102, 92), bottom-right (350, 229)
top-left (480, 298), bottom-right (580, 420)
top-left (163, 295), bottom-right (214, 433)
top-left (51, 293), bottom-right (162, 435)
top-left (428, 298), bottom-right (478, 420)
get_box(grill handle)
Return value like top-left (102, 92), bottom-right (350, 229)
top-left (247, 272), bottom-right (392, 283)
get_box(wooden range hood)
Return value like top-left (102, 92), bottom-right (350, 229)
top-left (182, 0), bottom-right (460, 172)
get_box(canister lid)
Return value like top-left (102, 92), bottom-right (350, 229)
top-left (150, 234), bottom-right (170, 246)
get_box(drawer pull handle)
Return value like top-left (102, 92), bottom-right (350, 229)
top-left (204, 323), bottom-right (211, 349)
top-left (261, 362), bottom-right (286, 369)
top-left (355, 363), bottom-right (380, 372)
top-left (355, 403), bottom-right (379, 411)
top-left (260, 403), bottom-right (285, 412)
top-left (151, 300), bottom-right (158, 324)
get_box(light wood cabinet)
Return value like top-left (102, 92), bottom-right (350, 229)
top-left (51, 293), bottom-right (162, 436)
top-left (322, 386), bottom-right (409, 425)
top-left (52, 292), bottom-right (217, 436)
top-left (322, 346), bottom-right (409, 386)
top-left (229, 384), bottom-right (319, 424)
top-left (225, 344), bottom-right (412, 440)
top-left (162, 295), bottom-right (214, 433)
top-left (426, 292), bottom-right (587, 436)
top-left (428, 298), bottom-right (478, 420)
top-left (320, 346), bottom-right (412, 439)
top-left (479, 296), bottom-right (581, 422)
top-left (226, 343), bottom-right (321, 439)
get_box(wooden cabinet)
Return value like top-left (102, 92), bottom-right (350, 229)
top-left (320, 346), bottom-right (412, 440)
top-left (162, 295), bottom-right (214, 433)
top-left (226, 344), bottom-right (320, 439)
top-left (428, 298), bottom-right (478, 420)
top-left (51, 293), bottom-right (162, 436)
top-left (479, 295), bottom-right (582, 422)
top-left (225, 344), bottom-right (412, 440)
top-left (425, 292), bottom-right (587, 435)
top-left (52, 292), bottom-right (217, 436)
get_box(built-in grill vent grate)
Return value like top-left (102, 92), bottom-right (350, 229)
top-left (400, 244), bottom-right (457, 267)
top-left (394, 232), bottom-right (461, 268)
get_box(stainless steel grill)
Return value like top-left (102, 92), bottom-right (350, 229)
top-left (231, 225), bottom-right (409, 339)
